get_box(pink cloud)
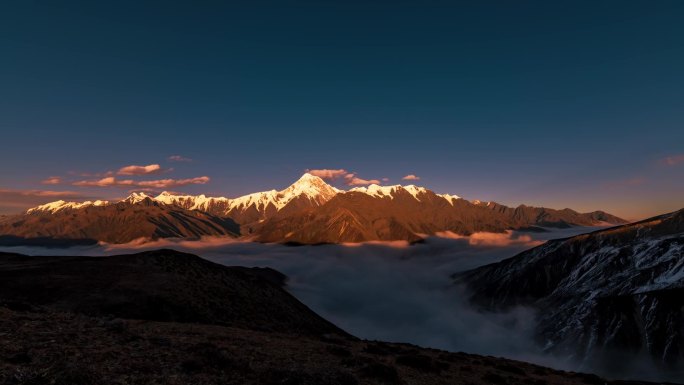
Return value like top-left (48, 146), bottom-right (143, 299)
top-left (41, 176), bottom-right (62, 185)
top-left (129, 188), bottom-right (183, 195)
top-left (73, 177), bottom-right (135, 187)
top-left (168, 155), bottom-right (192, 162)
top-left (73, 171), bottom-right (115, 177)
top-left (306, 168), bottom-right (383, 186)
top-left (0, 189), bottom-right (94, 214)
top-left (73, 176), bottom-right (210, 188)
top-left (117, 164), bottom-right (162, 176)
top-left (435, 230), bottom-right (544, 247)
top-left (306, 169), bottom-right (349, 180)
top-left (0, 189), bottom-right (83, 198)
top-left (341, 240), bottom-right (411, 248)
top-left (137, 176), bottom-right (210, 188)
top-left (346, 177), bottom-right (381, 186)
top-left (402, 174), bottom-right (420, 181)
top-left (662, 154), bottom-right (684, 166)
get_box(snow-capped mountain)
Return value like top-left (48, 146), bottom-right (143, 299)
top-left (1, 195), bottom-right (239, 244)
top-left (251, 179), bottom-right (625, 244)
top-left (10, 173), bottom-right (627, 244)
top-left (456, 208), bottom-right (684, 373)
top-left (348, 184), bottom-right (430, 200)
top-left (152, 173), bottom-right (340, 223)
top-left (26, 199), bottom-right (110, 214)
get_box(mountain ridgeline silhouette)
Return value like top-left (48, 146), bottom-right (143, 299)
top-left (0, 174), bottom-right (627, 244)
top-left (455, 208), bottom-right (684, 378)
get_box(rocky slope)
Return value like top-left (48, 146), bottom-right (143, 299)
top-left (0, 197), bottom-right (239, 244)
top-left (0, 249), bottom-right (671, 385)
top-left (154, 173), bottom-right (340, 224)
top-left (455, 208), bottom-right (684, 375)
top-left (252, 182), bottom-right (626, 244)
top-left (478, 202), bottom-right (626, 228)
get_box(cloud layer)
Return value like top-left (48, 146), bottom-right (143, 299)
top-left (168, 155), bottom-right (192, 162)
top-left (117, 164), bottom-right (162, 176)
top-left (435, 230), bottom-right (543, 247)
top-left (0, 189), bottom-right (90, 214)
top-left (663, 154), bottom-right (684, 166)
top-left (41, 177), bottom-right (62, 185)
top-left (6, 224), bottom-right (651, 379)
top-left (346, 176), bottom-right (381, 186)
top-left (306, 169), bottom-right (348, 179)
top-left (73, 176), bottom-right (210, 188)
top-left (402, 174), bottom-right (420, 181)
top-left (307, 168), bottom-right (382, 186)
top-left (1, 227), bottom-right (598, 373)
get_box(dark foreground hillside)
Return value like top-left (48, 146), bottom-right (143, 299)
top-left (0, 249), bottom-right (340, 336)
top-left (0, 250), bottom-right (675, 385)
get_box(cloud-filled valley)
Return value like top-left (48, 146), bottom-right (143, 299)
top-left (0, 227), bottom-right (600, 373)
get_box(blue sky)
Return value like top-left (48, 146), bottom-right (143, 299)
top-left (0, 1), bottom-right (683, 219)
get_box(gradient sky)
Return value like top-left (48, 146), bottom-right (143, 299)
top-left (1, 1), bottom-right (683, 220)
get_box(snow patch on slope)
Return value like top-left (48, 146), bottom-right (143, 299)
top-left (25, 173), bottom-right (464, 215)
top-left (26, 200), bottom-right (109, 214)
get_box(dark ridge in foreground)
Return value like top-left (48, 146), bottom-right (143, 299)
top-left (0, 249), bottom-right (673, 384)
top-left (0, 235), bottom-right (98, 248)
top-left (0, 249), bottom-right (341, 336)
top-left (0, 306), bottom-right (673, 385)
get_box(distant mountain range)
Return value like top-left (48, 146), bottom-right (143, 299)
top-left (456, 208), bottom-right (684, 373)
top-left (0, 173), bottom-right (627, 244)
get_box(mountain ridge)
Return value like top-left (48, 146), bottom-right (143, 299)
top-left (1, 173), bottom-right (628, 244)
top-left (455, 208), bottom-right (684, 374)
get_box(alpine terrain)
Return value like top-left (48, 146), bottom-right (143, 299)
top-left (0, 174), bottom-right (627, 245)
top-left (456, 208), bottom-right (684, 376)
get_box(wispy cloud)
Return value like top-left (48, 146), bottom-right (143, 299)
top-left (306, 168), bottom-right (382, 186)
top-left (41, 176), bottom-right (62, 185)
top-left (117, 164), bottom-right (162, 176)
top-left (73, 177), bottom-right (135, 187)
top-left (0, 189), bottom-right (83, 198)
top-left (307, 169), bottom-right (348, 179)
top-left (346, 176), bottom-right (381, 186)
top-left (136, 176), bottom-right (210, 188)
top-left (402, 174), bottom-right (420, 181)
top-left (168, 155), bottom-right (192, 162)
top-left (73, 176), bottom-right (210, 188)
top-left (662, 154), bottom-right (684, 166)
top-left (0, 188), bottom-right (93, 214)
top-left (435, 230), bottom-right (543, 247)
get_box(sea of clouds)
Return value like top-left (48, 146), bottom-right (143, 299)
top-left (0, 227), bottom-right (597, 372)
top-left (7, 226), bottom-right (679, 380)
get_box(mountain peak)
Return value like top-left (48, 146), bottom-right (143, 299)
top-left (26, 199), bottom-right (109, 214)
top-left (124, 192), bottom-right (152, 204)
top-left (281, 173), bottom-right (340, 203)
top-left (292, 173), bottom-right (337, 189)
top-left (297, 172), bottom-right (322, 182)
